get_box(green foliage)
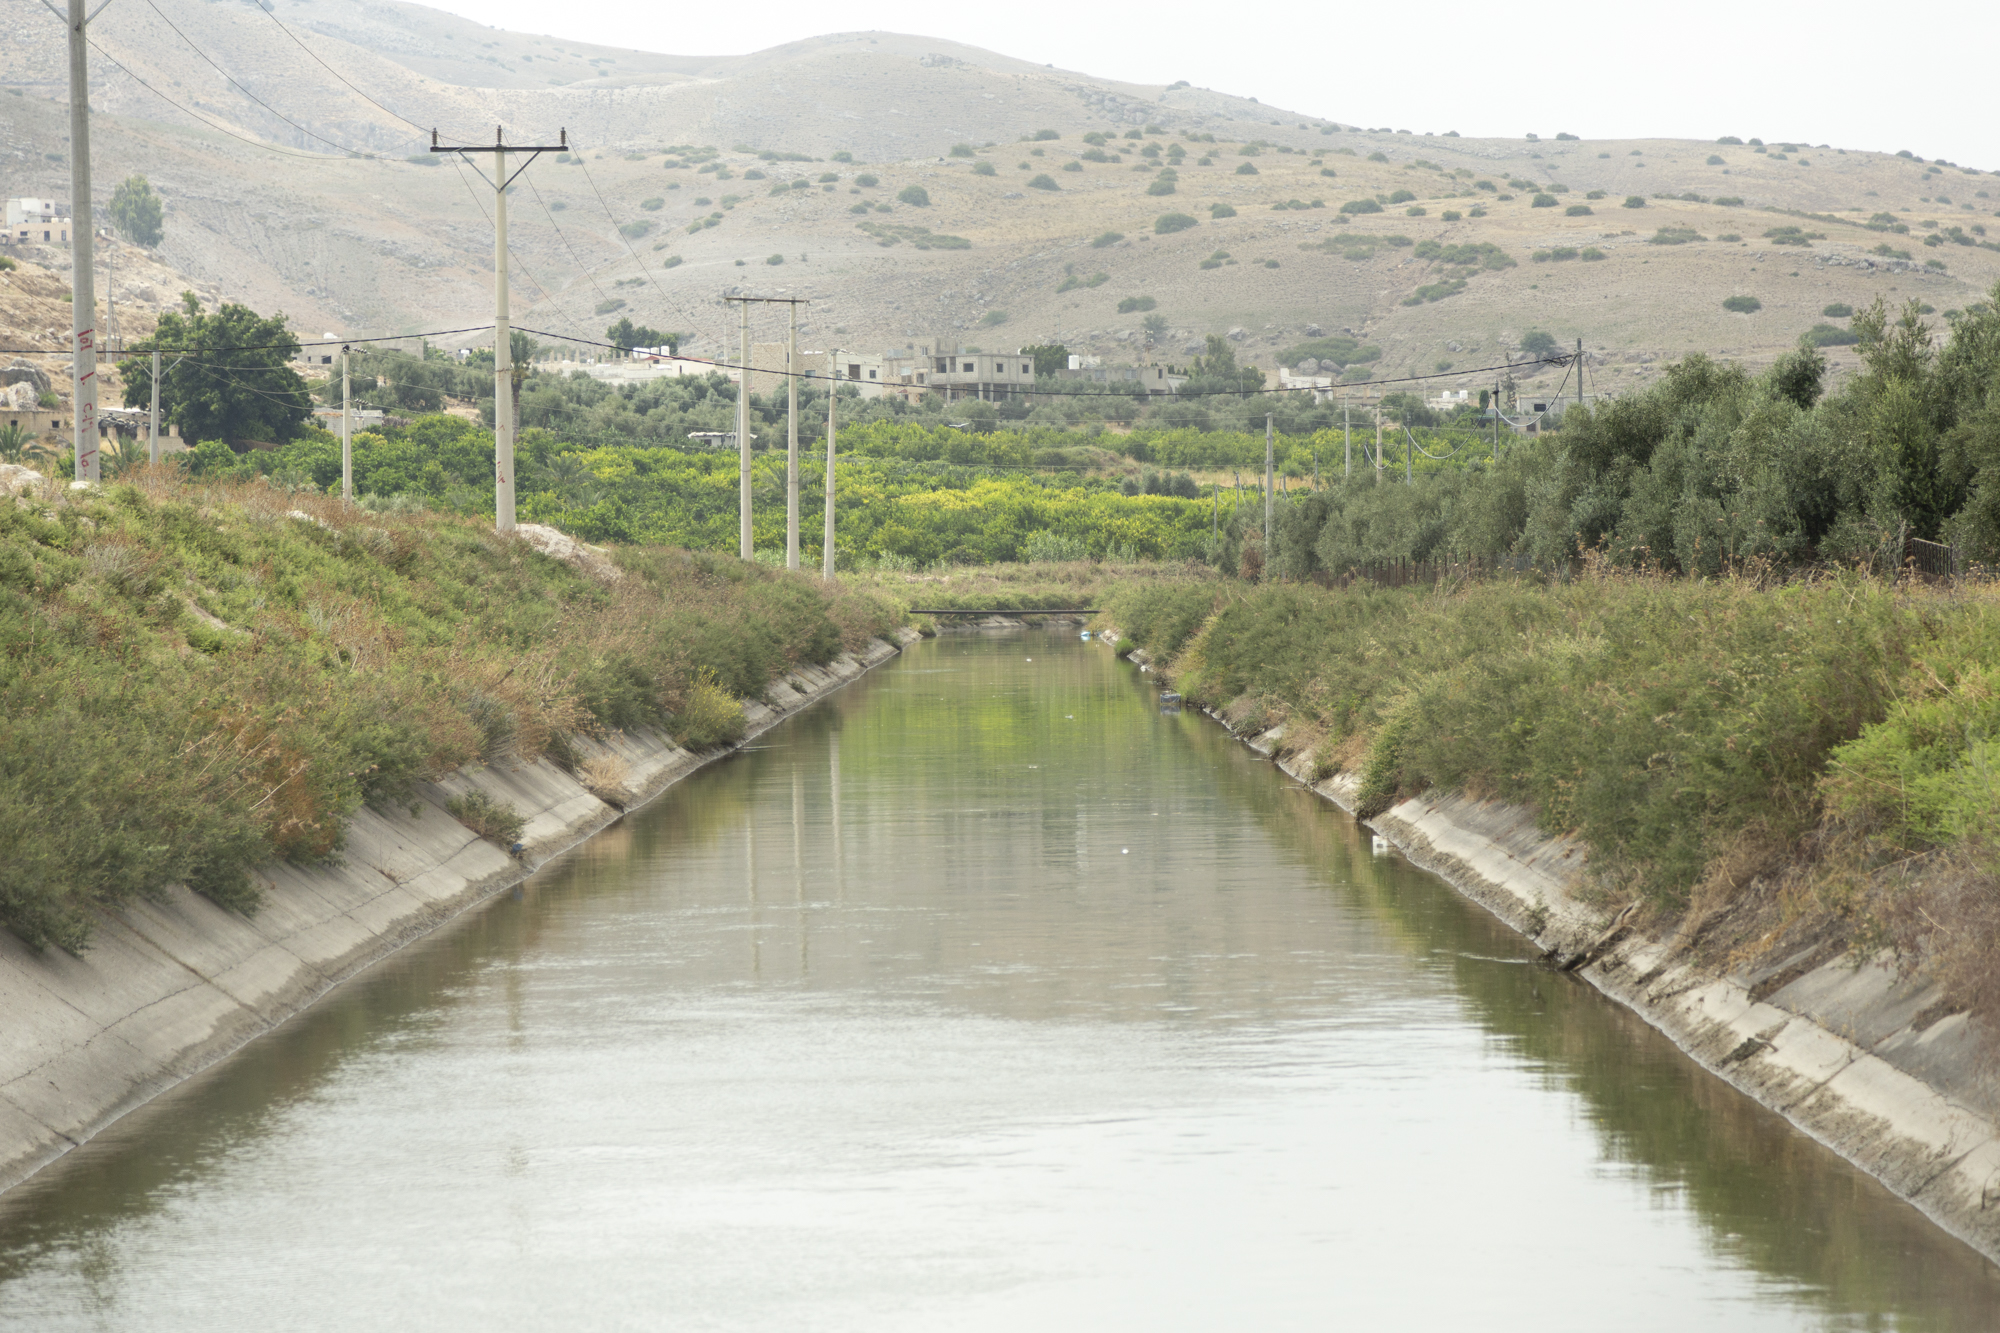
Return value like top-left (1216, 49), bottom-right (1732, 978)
top-left (1150, 577), bottom-right (1912, 906)
top-left (856, 220), bottom-right (970, 249)
top-left (1707, 155), bottom-right (1726, 166)
top-left (1091, 231), bottom-right (1124, 247)
top-left (1722, 294), bottom-right (1763, 313)
top-left (1022, 343), bottom-right (1069, 377)
top-left (1622, 195), bottom-right (1647, 209)
top-left (1027, 173), bottom-right (1059, 190)
top-left (1388, 189), bottom-right (1417, 204)
top-left (1117, 295), bottom-right (1158, 313)
top-left (1210, 203), bottom-right (1237, 219)
top-left (606, 318), bottom-right (681, 352)
top-left (1649, 227), bottom-right (1705, 245)
top-left (1154, 212), bottom-right (1198, 234)
top-left (1236, 162), bottom-right (1259, 175)
top-left (1531, 192), bottom-right (1557, 208)
top-left (897, 185), bottom-right (930, 207)
top-left (854, 174), bottom-right (879, 187)
top-left (1566, 204), bottom-right (1593, 216)
top-left (972, 161), bottom-right (997, 176)
top-left (0, 477), bottom-right (895, 952)
top-left (119, 295), bottom-right (310, 445)
top-left (108, 175), bottom-right (163, 247)
top-left (1277, 336), bottom-right (1380, 369)
top-left (1804, 323), bottom-right (1861, 347)
top-left (1824, 303), bottom-right (1855, 318)
top-left (950, 143), bottom-right (975, 157)
top-left (446, 790), bottom-right (525, 846)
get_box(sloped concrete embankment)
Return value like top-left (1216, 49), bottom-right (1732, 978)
top-left (1114, 633), bottom-right (2000, 1263)
top-left (0, 633), bottom-right (915, 1195)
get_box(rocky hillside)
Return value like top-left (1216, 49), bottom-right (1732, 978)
top-left (3, 5), bottom-right (1996, 404)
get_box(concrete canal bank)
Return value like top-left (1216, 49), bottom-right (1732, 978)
top-left (1112, 637), bottom-right (2000, 1264)
top-left (0, 632), bottom-right (918, 1196)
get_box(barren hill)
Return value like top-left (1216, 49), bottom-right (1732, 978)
top-left (4, 2), bottom-right (1997, 403)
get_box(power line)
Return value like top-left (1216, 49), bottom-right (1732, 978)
top-left (135, 0), bottom-right (380, 158)
top-left (1, 326), bottom-right (495, 356)
top-left (249, 0), bottom-right (438, 137)
top-left (572, 155), bottom-right (720, 346)
top-left (511, 326), bottom-right (1576, 399)
top-left (445, 154), bottom-right (590, 343)
top-left (83, 35), bottom-right (335, 161)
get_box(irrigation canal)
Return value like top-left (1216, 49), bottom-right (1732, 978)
top-left (2, 629), bottom-right (1997, 1329)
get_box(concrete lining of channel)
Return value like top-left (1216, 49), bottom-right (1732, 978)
top-left (0, 630), bottom-right (920, 1198)
top-left (1117, 640), bottom-right (2000, 1264)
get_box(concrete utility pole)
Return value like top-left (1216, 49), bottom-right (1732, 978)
top-left (726, 295), bottom-right (810, 564)
top-left (1263, 413), bottom-right (1274, 552)
top-left (63, 0), bottom-right (100, 481)
top-left (823, 347), bottom-right (837, 579)
top-left (787, 303), bottom-right (800, 570)
top-left (1577, 338), bottom-right (1585, 408)
top-left (147, 349), bottom-right (160, 465)
top-left (432, 126), bottom-right (566, 533)
top-left (341, 345), bottom-right (352, 502)
top-left (1375, 412), bottom-right (1383, 483)
top-left (738, 300), bottom-right (752, 559)
top-left (1344, 396), bottom-right (1351, 479)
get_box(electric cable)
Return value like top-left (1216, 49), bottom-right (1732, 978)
top-left (572, 155), bottom-right (721, 346)
top-left (84, 35), bottom-right (337, 161)
top-left (250, 0), bottom-right (444, 137)
top-left (446, 154), bottom-right (591, 343)
top-left (135, 0), bottom-right (385, 158)
top-left (512, 327), bottom-right (1576, 399)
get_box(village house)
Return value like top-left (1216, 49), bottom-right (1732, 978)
top-left (4, 198), bottom-right (71, 247)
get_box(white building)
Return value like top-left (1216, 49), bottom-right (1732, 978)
top-left (4, 198), bottom-right (70, 246)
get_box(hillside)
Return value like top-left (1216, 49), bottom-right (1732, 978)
top-left (3, 6), bottom-right (1997, 405)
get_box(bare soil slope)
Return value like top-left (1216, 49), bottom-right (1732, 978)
top-left (3, 5), bottom-right (1995, 402)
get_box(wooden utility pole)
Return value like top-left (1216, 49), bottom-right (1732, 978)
top-left (431, 126), bottom-right (566, 532)
top-left (823, 347), bottom-right (837, 579)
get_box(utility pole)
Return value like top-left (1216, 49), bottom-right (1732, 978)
top-left (63, 0), bottom-right (100, 482)
top-left (341, 344), bottom-right (352, 502)
top-left (432, 126), bottom-right (566, 533)
top-left (147, 349), bottom-right (160, 465)
top-left (1263, 413), bottom-right (1274, 554)
top-left (1494, 376), bottom-right (1502, 463)
top-left (823, 346), bottom-right (837, 579)
top-left (1576, 337), bottom-right (1585, 409)
top-left (737, 299), bottom-right (751, 559)
top-left (726, 295), bottom-right (810, 564)
top-left (787, 302), bottom-right (800, 570)
top-left (1343, 396), bottom-right (1351, 479)
top-left (1375, 411), bottom-right (1383, 483)
top-left (1404, 425), bottom-right (1412, 483)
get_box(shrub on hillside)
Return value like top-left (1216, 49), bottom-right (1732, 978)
top-left (1722, 294), bottom-right (1762, 313)
top-left (897, 185), bottom-right (930, 206)
top-left (1154, 212), bottom-right (1198, 233)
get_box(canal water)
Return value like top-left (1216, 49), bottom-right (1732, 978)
top-left (3, 629), bottom-right (1998, 1330)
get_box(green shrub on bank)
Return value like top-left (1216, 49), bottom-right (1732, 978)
top-left (0, 475), bottom-right (897, 953)
top-left (447, 790), bottom-right (525, 846)
top-left (1138, 574), bottom-right (1913, 907)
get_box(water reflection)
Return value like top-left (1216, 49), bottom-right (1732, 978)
top-left (0, 630), bottom-right (1996, 1331)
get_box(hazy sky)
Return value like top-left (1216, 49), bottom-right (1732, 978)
top-left (422, 0), bottom-right (1993, 170)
